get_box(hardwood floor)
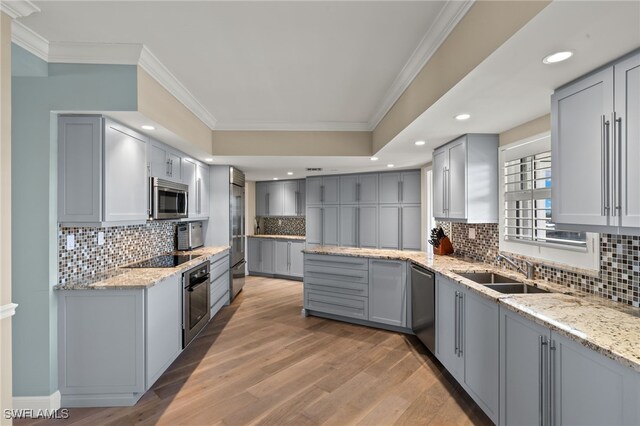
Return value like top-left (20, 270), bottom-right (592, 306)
top-left (18, 276), bottom-right (491, 426)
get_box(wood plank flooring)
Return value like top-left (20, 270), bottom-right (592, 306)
top-left (17, 276), bottom-right (491, 426)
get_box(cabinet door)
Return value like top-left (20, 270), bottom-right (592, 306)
top-left (167, 150), bottom-right (182, 181)
top-left (435, 276), bottom-right (464, 381)
top-left (340, 175), bottom-right (358, 204)
top-left (146, 275), bottom-right (181, 389)
top-left (358, 174), bottom-right (379, 204)
top-left (616, 53), bottom-right (640, 228)
top-left (256, 182), bottom-right (268, 217)
top-left (306, 177), bottom-right (323, 205)
top-left (306, 206), bottom-right (323, 245)
top-left (196, 164), bottom-right (209, 218)
top-left (283, 181), bottom-right (298, 216)
top-left (322, 176), bottom-right (340, 204)
top-left (58, 116), bottom-right (103, 223)
top-left (401, 171), bottom-right (421, 204)
top-left (552, 331), bottom-right (639, 426)
top-left (182, 159), bottom-right (197, 219)
top-left (267, 182), bottom-right (284, 216)
top-left (339, 205), bottom-right (357, 247)
top-left (552, 66), bottom-right (614, 227)
top-left (378, 205), bottom-right (400, 249)
top-left (401, 205), bottom-right (421, 251)
top-left (260, 240), bottom-right (275, 274)
top-left (104, 122), bottom-right (149, 222)
top-left (322, 206), bottom-right (339, 246)
top-left (432, 148), bottom-right (448, 219)
top-left (379, 173), bottom-right (401, 204)
top-left (289, 241), bottom-right (305, 278)
top-left (447, 137), bottom-right (467, 220)
top-left (274, 241), bottom-right (289, 276)
top-left (248, 238), bottom-right (261, 273)
top-left (499, 307), bottom-right (550, 426)
top-left (369, 260), bottom-right (406, 327)
top-left (296, 180), bottom-right (306, 216)
top-left (150, 141), bottom-right (169, 179)
top-left (463, 290), bottom-right (499, 423)
top-left (359, 206), bottom-right (378, 249)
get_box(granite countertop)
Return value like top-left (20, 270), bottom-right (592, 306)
top-left (249, 234), bottom-right (306, 241)
top-left (304, 246), bottom-right (640, 372)
top-left (55, 246), bottom-right (230, 291)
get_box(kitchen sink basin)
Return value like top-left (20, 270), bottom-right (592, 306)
top-left (483, 283), bottom-right (549, 294)
top-left (455, 272), bottom-right (523, 284)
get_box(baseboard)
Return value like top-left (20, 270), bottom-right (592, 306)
top-left (13, 390), bottom-right (61, 411)
top-left (60, 392), bottom-right (142, 407)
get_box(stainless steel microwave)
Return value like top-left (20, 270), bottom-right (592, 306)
top-left (151, 177), bottom-right (188, 220)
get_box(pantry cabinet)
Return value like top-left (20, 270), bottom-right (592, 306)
top-left (58, 115), bottom-right (149, 225)
top-left (306, 205), bottom-right (339, 247)
top-left (552, 50), bottom-right (639, 233)
top-left (432, 134), bottom-right (499, 223)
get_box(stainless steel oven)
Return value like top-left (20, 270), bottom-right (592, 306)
top-left (151, 177), bottom-right (188, 220)
top-left (183, 262), bottom-right (211, 348)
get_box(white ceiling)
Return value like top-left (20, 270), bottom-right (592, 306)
top-left (20, 0), bottom-right (453, 130)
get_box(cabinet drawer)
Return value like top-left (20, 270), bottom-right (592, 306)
top-left (210, 272), bottom-right (229, 306)
top-left (304, 264), bottom-right (368, 283)
top-left (304, 254), bottom-right (368, 270)
top-left (210, 254), bottom-right (229, 281)
top-left (305, 291), bottom-right (368, 321)
top-left (305, 277), bottom-right (369, 297)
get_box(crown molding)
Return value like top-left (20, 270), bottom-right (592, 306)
top-left (213, 121), bottom-right (371, 132)
top-left (48, 41), bottom-right (143, 64)
top-left (0, 303), bottom-right (18, 320)
top-left (0, 0), bottom-right (39, 19)
top-left (138, 47), bottom-right (217, 129)
top-left (11, 20), bottom-right (48, 60)
top-left (367, 0), bottom-right (475, 130)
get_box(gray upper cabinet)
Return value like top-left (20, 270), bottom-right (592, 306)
top-left (149, 139), bottom-right (182, 182)
top-left (255, 179), bottom-right (304, 217)
top-left (307, 176), bottom-right (339, 205)
top-left (379, 171), bottom-right (420, 204)
top-left (58, 115), bottom-right (149, 225)
top-left (182, 159), bottom-right (197, 219)
top-left (340, 174), bottom-right (379, 204)
top-left (432, 134), bottom-right (498, 223)
top-left (368, 260), bottom-right (406, 327)
top-left (183, 159), bottom-right (208, 219)
top-left (552, 50), bottom-right (639, 234)
top-left (500, 306), bottom-right (639, 426)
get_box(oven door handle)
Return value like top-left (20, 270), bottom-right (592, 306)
top-left (187, 274), bottom-right (210, 291)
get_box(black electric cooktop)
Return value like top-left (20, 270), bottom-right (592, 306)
top-left (124, 254), bottom-right (200, 268)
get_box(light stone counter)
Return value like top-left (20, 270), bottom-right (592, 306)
top-left (249, 234), bottom-right (306, 241)
top-left (55, 246), bottom-right (230, 290)
top-left (304, 246), bottom-right (640, 372)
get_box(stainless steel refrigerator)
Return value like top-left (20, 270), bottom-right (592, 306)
top-left (229, 167), bottom-right (246, 300)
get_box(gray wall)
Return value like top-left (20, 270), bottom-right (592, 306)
top-left (11, 44), bottom-right (137, 397)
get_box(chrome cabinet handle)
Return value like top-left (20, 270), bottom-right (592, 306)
top-left (603, 116), bottom-right (611, 215)
top-left (458, 292), bottom-right (463, 357)
top-left (356, 182), bottom-right (361, 202)
top-left (321, 207), bottom-right (324, 245)
top-left (539, 335), bottom-right (549, 426)
top-left (550, 340), bottom-right (556, 426)
top-left (356, 207), bottom-right (360, 247)
top-left (397, 208), bottom-right (402, 249)
top-left (295, 191), bottom-right (299, 215)
top-left (615, 115), bottom-right (623, 215)
top-left (454, 292), bottom-right (459, 356)
top-left (266, 193), bottom-right (270, 215)
top-left (321, 185), bottom-right (325, 203)
top-left (147, 163), bottom-right (152, 215)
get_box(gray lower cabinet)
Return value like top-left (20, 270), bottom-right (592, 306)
top-left (436, 275), bottom-right (499, 423)
top-left (368, 260), bottom-right (406, 327)
top-left (247, 238), bottom-right (274, 275)
top-left (500, 307), bottom-right (639, 426)
top-left (249, 237), bottom-right (303, 279)
top-left (58, 275), bottom-right (183, 407)
top-left (303, 254), bottom-right (409, 330)
top-left (58, 115), bottom-right (149, 225)
top-left (210, 251), bottom-right (230, 315)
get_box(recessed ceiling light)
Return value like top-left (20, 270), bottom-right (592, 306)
top-left (141, 125), bottom-right (155, 130)
top-left (543, 51), bottom-right (573, 64)
top-left (287, 171), bottom-right (293, 175)
top-left (273, 177), bottom-right (279, 180)
top-left (455, 113), bottom-right (471, 121)
top-left (370, 157), bottom-right (379, 161)
top-left (205, 158), bottom-right (213, 162)
top-left (387, 164), bottom-right (395, 168)
top-left (414, 140), bottom-right (426, 146)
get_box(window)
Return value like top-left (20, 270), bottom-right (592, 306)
top-left (499, 133), bottom-right (599, 272)
top-left (504, 150), bottom-right (587, 247)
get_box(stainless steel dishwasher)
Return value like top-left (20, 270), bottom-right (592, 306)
top-left (411, 263), bottom-right (436, 353)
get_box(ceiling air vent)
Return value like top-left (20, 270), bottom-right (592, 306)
top-left (306, 168), bottom-right (323, 172)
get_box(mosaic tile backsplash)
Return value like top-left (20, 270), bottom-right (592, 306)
top-left (259, 217), bottom-right (306, 236)
top-left (436, 222), bottom-right (640, 307)
top-left (58, 222), bottom-right (176, 285)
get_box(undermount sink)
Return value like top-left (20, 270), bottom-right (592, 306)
top-left (483, 283), bottom-right (549, 294)
top-left (456, 272), bottom-right (523, 284)
top-left (455, 272), bottom-right (549, 294)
